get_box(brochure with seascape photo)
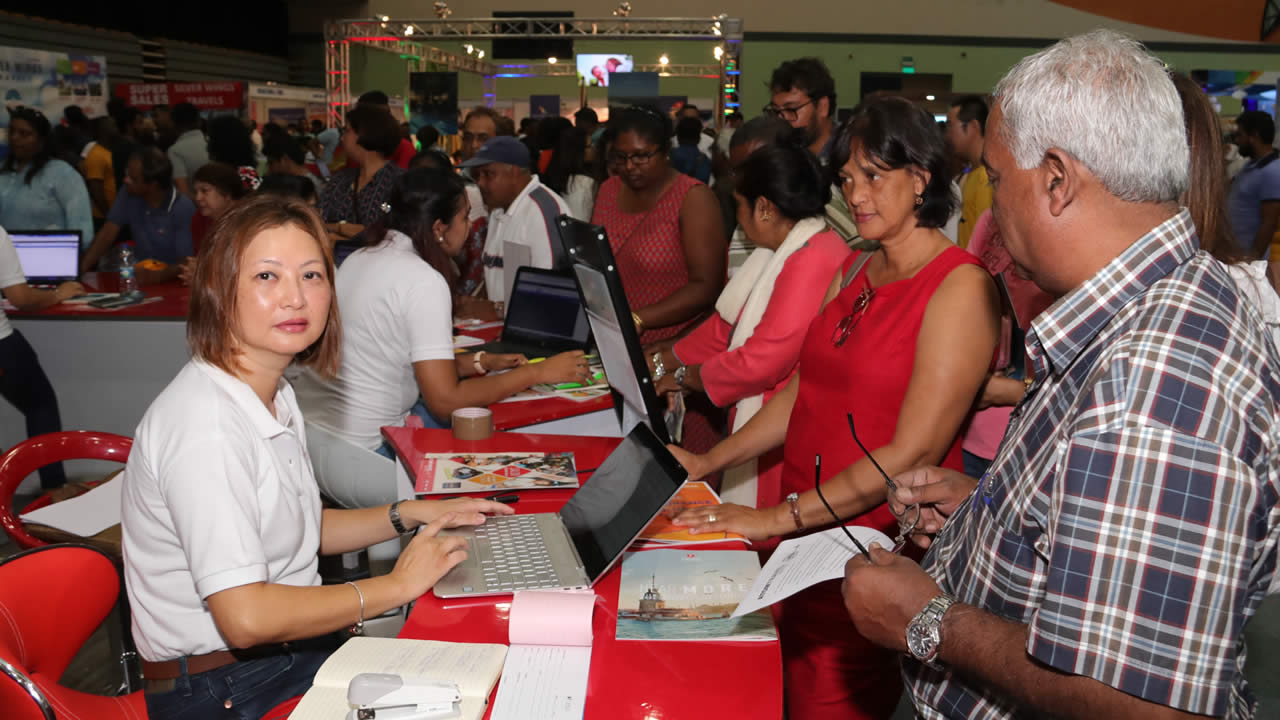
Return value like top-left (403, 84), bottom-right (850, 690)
top-left (615, 549), bottom-right (777, 642)
top-left (414, 452), bottom-right (579, 495)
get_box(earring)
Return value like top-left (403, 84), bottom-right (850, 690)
top-left (914, 194), bottom-right (923, 207)
top-left (437, 235), bottom-right (445, 244)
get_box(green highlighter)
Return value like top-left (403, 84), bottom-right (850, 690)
top-left (554, 371), bottom-right (605, 390)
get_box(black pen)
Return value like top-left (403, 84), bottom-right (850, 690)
top-left (488, 493), bottom-right (519, 504)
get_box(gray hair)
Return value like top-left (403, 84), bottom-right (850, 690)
top-left (994, 29), bottom-right (1189, 203)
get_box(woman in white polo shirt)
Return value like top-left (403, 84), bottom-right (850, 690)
top-left (293, 168), bottom-right (591, 454)
top-left (120, 193), bottom-right (511, 720)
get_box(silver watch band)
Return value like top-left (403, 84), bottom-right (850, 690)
top-left (388, 500), bottom-right (409, 535)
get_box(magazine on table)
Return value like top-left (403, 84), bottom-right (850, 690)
top-left (615, 549), bottom-right (777, 642)
top-left (413, 452), bottom-right (580, 495)
top-left (636, 481), bottom-right (749, 547)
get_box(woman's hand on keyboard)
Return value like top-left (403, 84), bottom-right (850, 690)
top-left (406, 498), bottom-right (514, 530)
top-left (392, 513), bottom-right (472, 597)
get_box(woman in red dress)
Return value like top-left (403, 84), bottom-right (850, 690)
top-left (592, 107), bottom-right (726, 455)
top-left (671, 97), bottom-right (1000, 719)
top-left (647, 142), bottom-right (850, 511)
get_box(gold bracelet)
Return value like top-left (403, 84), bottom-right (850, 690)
top-left (632, 311), bottom-right (645, 332)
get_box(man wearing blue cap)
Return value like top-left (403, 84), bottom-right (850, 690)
top-left (461, 136), bottom-right (572, 308)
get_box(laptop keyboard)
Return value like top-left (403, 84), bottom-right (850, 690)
top-left (474, 515), bottom-right (562, 592)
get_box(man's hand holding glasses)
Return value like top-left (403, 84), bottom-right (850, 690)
top-left (887, 466), bottom-right (979, 549)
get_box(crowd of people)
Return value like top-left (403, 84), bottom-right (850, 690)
top-left (1, 26), bottom-right (1279, 720)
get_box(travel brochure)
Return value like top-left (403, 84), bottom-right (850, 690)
top-left (636, 481), bottom-right (748, 547)
top-left (413, 452), bottom-right (579, 495)
top-left (616, 549), bottom-right (777, 642)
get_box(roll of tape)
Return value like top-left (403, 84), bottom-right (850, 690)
top-left (452, 407), bottom-right (494, 441)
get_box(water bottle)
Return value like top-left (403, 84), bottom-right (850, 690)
top-left (117, 245), bottom-right (139, 298)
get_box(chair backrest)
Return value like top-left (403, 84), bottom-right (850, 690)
top-left (0, 545), bottom-right (119, 689)
top-left (0, 432), bottom-right (133, 549)
top-left (305, 423), bottom-right (407, 509)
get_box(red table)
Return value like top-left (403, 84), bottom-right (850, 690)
top-left (454, 323), bottom-right (616, 433)
top-left (8, 272), bottom-right (189, 320)
top-left (383, 427), bottom-right (784, 720)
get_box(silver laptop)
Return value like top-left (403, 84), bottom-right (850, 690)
top-left (433, 423), bottom-right (688, 598)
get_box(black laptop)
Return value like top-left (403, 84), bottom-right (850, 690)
top-left (474, 267), bottom-right (592, 356)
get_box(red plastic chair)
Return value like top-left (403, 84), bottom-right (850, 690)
top-left (0, 431), bottom-right (132, 549)
top-left (0, 543), bottom-right (146, 719)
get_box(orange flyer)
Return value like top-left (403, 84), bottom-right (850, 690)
top-left (637, 481), bottom-right (749, 546)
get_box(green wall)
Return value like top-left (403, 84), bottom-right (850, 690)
top-left (349, 35), bottom-right (1280, 120)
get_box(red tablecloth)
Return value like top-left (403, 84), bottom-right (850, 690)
top-left (384, 427), bottom-right (784, 720)
top-left (8, 272), bottom-right (189, 320)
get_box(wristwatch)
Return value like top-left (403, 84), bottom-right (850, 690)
top-left (652, 352), bottom-right (666, 380)
top-left (906, 593), bottom-right (956, 666)
top-left (673, 365), bottom-right (688, 388)
top-left (388, 500), bottom-right (410, 535)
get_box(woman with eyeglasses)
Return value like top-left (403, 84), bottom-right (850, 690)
top-left (670, 97), bottom-right (1000, 720)
top-left (646, 140), bottom-right (850, 512)
top-left (592, 106), bottom-right (727, 457)
top-left (0, 107), bottom-right (95, 249)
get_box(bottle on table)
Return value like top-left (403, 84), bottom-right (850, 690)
top-left (118, 245), bottom-right (139, 298)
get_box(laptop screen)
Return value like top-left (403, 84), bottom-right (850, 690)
top-left (558, 424), bottom-right (687, 582)
top-left (503, 269), bottom-right (590, 344)
top-left (10, 232), bottom-right (80, 282)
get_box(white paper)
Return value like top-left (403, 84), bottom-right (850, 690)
top-left (455, 319), bottom-right (505, 330)
top-left (489, 645), bottom-right (591, 720)
top-left (454, 335), bottom-right (485, 349)
top-left (731, 526), bottom-right (895, 617)
top-left (20, 475), bottom-right (122, 536)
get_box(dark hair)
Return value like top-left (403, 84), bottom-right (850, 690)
top-left (193, 162), bottom-right (249, 200)
top-left (346, 105), bottom-right (402, 158)
top-left (358, 90), bottom-right (390, 107)
top-left (1, 107), bottom-right (53, 184)
top-left (63, 105), bottom-right (89, 130)
top-left (675, 116), bottom-right (703, 145)
top-left (542, 127), bottom-right (589, 196)
top-left (134, 146), bottom-right (174, 188)
top-left (464, 106), bottom-right (503, 132)
top-left (831, 97), bottom-right (956, 229)
top-left (519, 117), bottom-right (537, 133)
top-left (258, 173), bottom-right (317, 204)
top-left (410, 149), bottom-right (454, 171)
top-left (535, 116), bottom-right (572, 152)
top-left (735, 141), bottom-right (830, 221)
top-left (605, 106), bottom-right (672, 152)
top-left (119, 106), bottom-right (143, 132)
top-left (189, 194), bottom-right (341, 378)
top-left (1171, 73), bottom-right (1241, 262)
top-left (416, 125), bottom-right (440, 148)
top-left (311, 119), bottom-right (325, 134)
top-left (91, 116), bottom-right (120, 149)
top-left (770, 58), bottom-right (836, 118)
top-left (365, 169), bottom-right (465, 294)
top-left (950, 95), bottom-right (989, 135)
top-left (1237, 110), bottom-right (1276, 145)
top-left (574, 107), bottom-right (598, 127)
top-left (727, 110), bottom-right (744, 123)
top-left (263, 136), bottom-right (306, 166)
top-left (495, 115), bottom-right (516, 137)
top-left (680, 104), bottom-right (700, 114)
top-left (260, 122), bottom-right (289, 147)
top-left (729, 115), bottom-right (796, 151)
top-left (207, 115), bottom-right (257, 167)
top-left (173, 102), bottom-right (200, 130)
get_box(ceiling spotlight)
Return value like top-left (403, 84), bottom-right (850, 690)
top-left (380, 15), bottom-right (390, 21)
top-left (548, 56), bottom-right (558, 64)
top-left (404, 25), bottom-right (415, 36)
top-left (659, 54), bottom-right (670, 66)
top-left (713, 46), bottom-right (724, 61)
top-left (926, 94), bottom-right (936, 101)
top-left (433, 1), bottom-right (451, 19)
top-left (613, 2), bottom-right (632, 17)
top-left (464, 43), bottom-right (474, 54)
top-left (477, 50), bottom-right (484, 59)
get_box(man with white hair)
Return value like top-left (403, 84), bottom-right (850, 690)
top-left (842, 30), bottom-right (1280, 719)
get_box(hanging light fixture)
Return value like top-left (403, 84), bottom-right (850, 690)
top-left (659, 54), bottom-right (670, 66)
top-left (433, 1), bottom-right (451, 19)
top-left (613, 2), bottom-right (632, 17)
top-left (404, 25), bottom-right (415, 36)
top-left (548, 56), bottom-right (558, 64)
top-left (477, 50), bottom-right (485, 59)
top-left (713, 46), bottom-right (724, 61)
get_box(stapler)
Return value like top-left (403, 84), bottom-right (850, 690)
top-left (345, 673), bottom-right (462, 720)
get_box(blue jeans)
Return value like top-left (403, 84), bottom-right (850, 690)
top-left (143, 637), bottom-right (340, 720)
top-left (962, 450), bottom-right (992, 480)
top-left (377, 398), bottom-right (448, 458)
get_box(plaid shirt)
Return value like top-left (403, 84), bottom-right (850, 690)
top-left (908, 209), bottom-right (1280, 719)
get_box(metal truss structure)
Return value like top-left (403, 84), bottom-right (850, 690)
top-left (325, 16), bottom-right (744, 128)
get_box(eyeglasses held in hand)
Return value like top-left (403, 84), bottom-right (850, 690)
top-left (847, 413), bottom-right (919, 551)
top-left (831, 287), bottom-right (875, 347)
top-left (813, 454), bottom-right (872, 560)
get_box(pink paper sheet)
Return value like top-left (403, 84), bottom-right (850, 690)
top-left (508, 590), bottom-right (596, 647)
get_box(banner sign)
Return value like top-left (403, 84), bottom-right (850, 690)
top-left (0, 45), bottom-right (108, 119)
top-left (530, 95), bottom-right (560, 117)
top-left (409, 72), bottom-right (459, 135)
top-left (115, 82), bottom-right (244, 111)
